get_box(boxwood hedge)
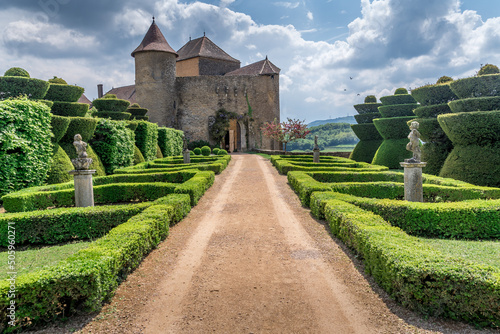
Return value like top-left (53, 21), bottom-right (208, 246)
top-left (413, 103), bottom-right (451, 118)
top-left (0, 76), bottom-right (49, 100)
top-left (448, 96), bottom-right (500, 113)
top-left (50, 115), bottom-right (70, 143)
top-left (351, 123), bottom-right (382, 141)
top-left (353, 103), bottom-right (382, 114)
top-left (379, 94), bottom-right (416, 105)
top-left (438, 110), bottom-right (500, 146)
top-left (411, 83), bottom-right (457, 106)
top-left (135, 121), bottom-right (158, 161)
top-left (50, 101), bottom-right (89, 117)
top-left (158, 127), bottom-right (184, 157)
top-left (46, 144), bottom-right (74, 185)
top-left (354, 112), bottom-right (381, 124)
top-left (450, 74), bottom-right (500, 99)
top-left (44, 84), bottom-right (84, 103)
top-left (378, 104), bottom-right (418, 118)
top-left (349, 139), bottom-right (383, 163)
top-left (373, 116), bottom-right (415, 140)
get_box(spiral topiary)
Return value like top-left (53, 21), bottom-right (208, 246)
top-left (478, 64), bottom-right (499, 76)
top-left (350, 95), bottom-right (383, 163)
top-left (4, 67), bottom-right (30, 78)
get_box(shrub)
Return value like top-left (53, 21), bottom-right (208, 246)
top-left (349, 139), bottom-right (383, 163)
top-left (133, 145), bottom-right (145, 165)
top-left (50, 101), bottom-right (89, 117)
top-left (409, 118), bottom-right (448, 143)
top-left (364, 95), bottom-right (377, 103)
top-left (201, 145), bottom-right (211, 156)
top-left (353, 103), bottom-right (382, 114)
top-left (436, 76), bottom-right (453, 84)
top-left (448, 96), bottom-right (500, 113)
top-left (135, 121), bottom-right (158, 161)
top-left (189, 150), bottom-right (194, 156)
top-left (0, 76), bottom-right (49, 100)
top-left (437, 110), bottom-right (500, 146)
top-left (380, 94), bottom-right (416, 105)
top-left (394, 87), bottom-right (408, 95)
top-left (158, 127), bottom-right (183, 157)
top-left (4, 67), bottom-right (30, 78)
top-left (413, 103), bottom-right (451, 118)
top-left (188, 139), bottom-right (211, 151)
top-left (350, 123), bottom-right (383, 141)
top-left (193, 147), bottom-right (201, 155)
top-left (96, 111), bottom-right (132, 120)
top-left (93, 97), bottom-right (130, 112)
top-left (127, 104), bottom-right (148, 118)
top-left (378, 104), bottom-right (418, 118)
top-left (411, 83), bottom-right (457, 106)
top-left (213, 148), bottom-right (220, 155)
top-left (0, 98), bottom-right (53, 197)
top-left (478, 64), bottom-right (500, 76)
top-left (90, 118), bottom-right (135, 174)
top-left (217, 149), bottom-right (228, 155)
top-left (354, 112), bottom-right (381, 124)
top-left (46, 144), bottom-right (74, 184)
top-left (60, 117), bottom-right (98, 143)
top-left (48, 76), bottom-right (67, 84)
top-left (373, 116), bottom-right (415, 140)
top-left (50, 115), bottom-right (70, 143)
top-left (420, 141), bottom-right (453, 176)
top-left (103, 94), bottom-right (117, 99)
top-left (156, 144), bottom-right (163, 158)
top-left (44, 84), bottom-right (84, 102)
top-left (371, 138), bottom-right (412, 169)
top-left (449, 74), bottom-right (500, 98)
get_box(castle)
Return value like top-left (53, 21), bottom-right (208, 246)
top-left (109, 19), bottom-right (281, 152)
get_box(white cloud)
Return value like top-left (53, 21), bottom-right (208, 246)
top-left (220, 0), bottom-right (235, 8)
top-left (114, 8), bottom-right (151, 37)
top-left (274, 2), bottom-right (300, 9)
top-left (306, 11), bottom-right (313, 20)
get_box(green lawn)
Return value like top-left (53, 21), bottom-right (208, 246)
top-left (0, 241), bottom-right (91, 280)
top-left (422, 238), bottom-right (500, 270)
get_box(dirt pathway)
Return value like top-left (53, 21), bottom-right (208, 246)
top-left (57, 154), bottom-right (496, 334)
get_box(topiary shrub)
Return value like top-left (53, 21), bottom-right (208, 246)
top-left (127, 103), bottom-right (149, 120)
top-left (436, 76), bottom-right (453, 84)
top-left (156, 144), bottom-right (163, 159)
top-left (188, 139), bottom-right (211, 151)
top-left (189, 150), bottom-right (194, 156)
top-left (46, 144), bottom-right (73, 184)
top-left (354, 112), bottom-right (381, 124)
top-left (90, 118), bottom-right (135, 174)
top-left (96, 111), bottom-right (131, 120)
top-left (133, 145), bottom-right (145, 165)
top-left (135, 120), bottom-right (158, 161)
top-left (50, 115), bottom-right (70, 143)
top-left (411, 83), bottom-right (457, 106)
top-left (478, 64), bottom-right (500, 76)
top-left (61, 117), bottom-right (98, 143)
top-left (50, 101), bottom-right (89, 117)
top-left (349, 139), bottom-right (383, 163)
top-left (449, 74), bottom-right (500, 99)
top-left (380, 94), bottom-right (416, 105)
top-left (157, 127), bottom-right (184, 157)
top-left (364, 95), bottom-right (377, 103)
top-left (448, 96), bottom-right (500, 114)
top-left (44, 84), bottom-right (84, 103)
top-left (93, 97), bottom-right (130, 112)
top-left (201, 146), bottom-right (211, 156)
top-left (217, 149), bottom-right (228, 155)
top-left (0, 76), bottom-right (49, 100)
top-left (373, 116), bottom-right (416, 140)
top-left (213, 148), bottom-right (220, 155)
top-left (193, 147), bottom-right (202, 155)
top-left (0, 98), bottom-right (53, 196)
top-left (353, 103), bottom-right (382, 115)
top-left (378, 104), bottom-right (417, 118)
top-left (103, 94), bottom-right (117, 99)
top-left (4, 67), bottom-right (30, 78)
top-left (48, 76), bottom-right (67, 84)
top-left (395, 87), bottom-right (408, 95)
top-left (413, 103), bottom-right (451, 118)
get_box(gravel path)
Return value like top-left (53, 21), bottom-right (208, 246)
top-left (30, 154), bottom-right (499, 333)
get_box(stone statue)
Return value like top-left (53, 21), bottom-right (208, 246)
top-left (313, 135), bottom-right (320, 151)
top-left (406, 121), bottom-right (422, 163)
top-left (71, 134), bottom-right (93, 170)
top-left (183, 135), bottom-right (188, 152)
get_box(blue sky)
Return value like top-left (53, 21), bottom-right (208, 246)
top-left (1, 0), bottom-right (500, 123)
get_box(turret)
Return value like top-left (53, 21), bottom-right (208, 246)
top-left (132, 18), bottom-right (178, 127)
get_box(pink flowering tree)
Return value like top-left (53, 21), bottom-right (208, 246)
top-left (262, 118), bottom-right (310, 152)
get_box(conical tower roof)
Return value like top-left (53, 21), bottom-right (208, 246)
top-left (131, 19), bottom-right (178, 57)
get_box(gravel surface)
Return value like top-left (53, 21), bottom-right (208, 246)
top-left (27, 154), bottom-right (499, 333)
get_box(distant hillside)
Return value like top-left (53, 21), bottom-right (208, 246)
top-left (308, 116), bottom-right (356, 127)
top-left (287, 122), bottom-right (359, 151)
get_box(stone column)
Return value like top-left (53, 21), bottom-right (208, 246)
top-left (183, 150), bottom-right (191, 164)
top-left (399, 162), bottom-right (427, 202)
top-left (313, 135), bottom-right (320, 163)
top-left (69, 169), bottom-right (96, 207)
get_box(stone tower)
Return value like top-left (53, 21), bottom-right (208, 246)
top-left (131, 19), bottom-right (178, 127)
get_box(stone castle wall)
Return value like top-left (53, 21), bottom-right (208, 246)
top-left (175, 74), bottom-right (280, 150)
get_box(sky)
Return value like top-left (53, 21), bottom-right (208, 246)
top-left (1, 0), bottom-right (500, 123)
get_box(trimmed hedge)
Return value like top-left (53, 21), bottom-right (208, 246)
top-left (310, 193), bottom-right (500, 327)
top-left (127, 106), bottom-right (148, 117)
top-left (157, 127), bottom-right (183, 157)
top-left (351, 123), bottom-right (382, 141)
top-left (413, 103), bottom-right (451, 118)
top-left (0, 194), bottom-right (191, 331)
top-left (156, 144), bottom-right (164, 158)
top-left (448, 96), bottom-right (500, 113)
top-left (0, 76), bottom-right (49, 100)
top-left (438, 110), bottom-right (500, 146)
top-left (61, 117), bottom-right (98, 143)
top-left (51, 101), bottom-right (89, 117)
top-left (0, 202), bottom-right (151, 246)
top-left (371, 138), bottom-right (412, 169)
top-left (133, 145), bottom-right (145, 165)
top-left (449, 74), bottom-right (500, 99)
top-left (353, 103), bottom-right (382, 114)
top-left (96, 111), bottom-right (131, 120)
top-left (50, 115), bottom-right (70, 143)
top-left (378, 104), bottom-right (418, 118)
top-left (135, 121), bottom-right (158, 161)
top-left (44, 84), bottom-right (84, 103)
top-left (411, 83), bottom-right (457, 106)
top-left (420, 142), bottom-right (452, 176)
top-left (354, 112), bottom-right (381, 124)
top-left (373, 116), bottom-right (415, 140)
top-left (91, 119), bottom-right (135, 174)
top-left (93, 97), bottom-right (130, 113)
top-left (0, 98), bottom-right (53, 197)
top-left (46, 144), bottom-right (74, 184)
top-left (349, 139), bottom-right (383, 163)
top-left (379, 94), bottom-right (416, 105)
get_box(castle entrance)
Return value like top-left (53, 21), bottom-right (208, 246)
top-left (223, 119), bottom-right (243, 152)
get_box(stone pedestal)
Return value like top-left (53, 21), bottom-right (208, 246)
top-left (69, 170), bottom-right (96, 207)
top-left (399, 162), bottom-right (427, 202)
top-left (183, 150), bottom-right (191, 164)
top-left (313, 149), bottom-right (320, 163)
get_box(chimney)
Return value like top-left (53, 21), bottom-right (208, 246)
top-left (97, 84), bottom-right (103, 98)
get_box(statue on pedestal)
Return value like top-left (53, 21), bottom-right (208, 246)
top-left (405, 121), bottom-right (422, 163)
top-left (71, 134), bottom-right (93, 170)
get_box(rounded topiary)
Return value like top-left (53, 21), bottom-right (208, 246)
top-left (133, 145), bottom-right (145, 165)
top-left (96, 111), bottom-right (131, 120)
top-left (201, 146), bottom-right (211, 156)
top-left (411, 83), bottom-right (457, 106)
top-left (193, 147), bottom-right (202, 155)
top-left (478, 64), bottom-right (499, 76)
top-left (436, 76), bottom-right (453, 84)
top-left (189, 150), bottom-right (194, 156)
top-left (373, 116), bottom-right (416, 140)
top-left (4, 67), bottom-right (30, 78)
top-left (217, 149), bottom-right (228, 155)
top-left (50, 115), bottom-right (71, 143)
top-left (50, 101), bottom-right (89, 117)
top-left (0, 76), bottom-right (49, 100)
top-left (46, 144), bottom-right (73, 184)
top-left (48, 76), bottom-right (67, 84)
top-left (395, 88), bottom-right (408, 95)
top-left (93, 97), bottom-right (130, 113)
top-left (364, 95), bottom-right (377, 103)
top-left (213, 148), bottom-right (220, 155)
top-left (44, 84), bottom-right (84, 102)
top-left (103, 94), bottom-right (117, 99)
top-left (61, 117), bottom-right (98, 143)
